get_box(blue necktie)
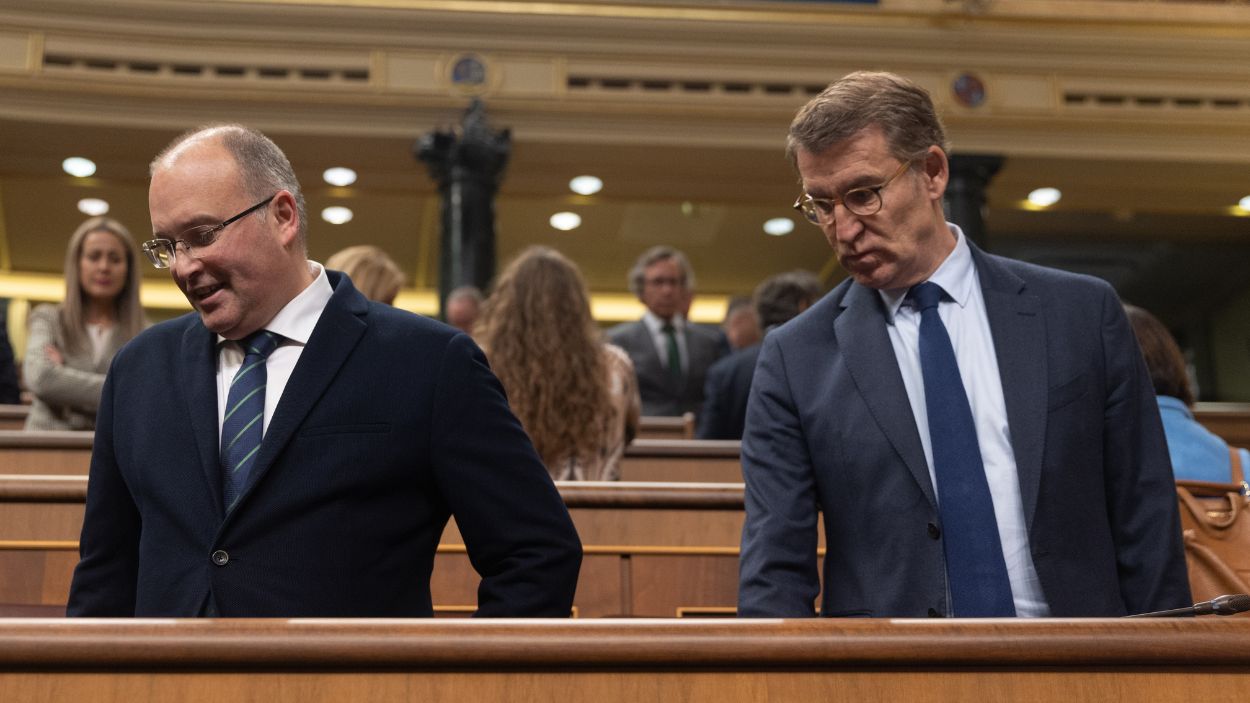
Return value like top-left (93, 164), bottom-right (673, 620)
top-left (908, 282), bottom-right (1015, 617)
top-left (221, 329), bottom-right (281, 512)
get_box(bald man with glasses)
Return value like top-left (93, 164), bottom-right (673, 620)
top-left (67, 123), bottom-right (581, 618)
top-left (738, 72), bottom-right (1189, 619)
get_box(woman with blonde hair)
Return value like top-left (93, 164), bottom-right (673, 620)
top-left (477, 246), bottom-right (640, 480)
top-left (325, 244), bottom-right (405, 305)
top-left (24, 216), bottom-right (145, 430)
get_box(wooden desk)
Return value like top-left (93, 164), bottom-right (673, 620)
top-left (0, 431), bottom-right (92, 474)
top-left (1194, 403), bottom-right (1250, 448)
top-left (0, 405), bottom-right (29, 431)
top-left (0, 478), bottom-right (754, 617)
top-left (2, 618), bottom-right (1249, 702)
top-left (637, 413), bottom-right (695, 440)
top-left (619, 439), bottom-right (741, 482)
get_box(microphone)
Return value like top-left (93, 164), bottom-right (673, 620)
top-left (1125, 594), bottom-right (1250, 618)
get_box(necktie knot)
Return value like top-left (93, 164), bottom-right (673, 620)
top-left (907, 281), bottom-right (944, 312)
top-left (242, 329), bottom-right (281, 360)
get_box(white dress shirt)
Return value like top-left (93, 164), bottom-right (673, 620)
top-left (642, 309), bottom-right (688, 375)
top-left (216, 261), bottom-right (334, 439)
top-left (878, 225), bottom-right (1050, 617)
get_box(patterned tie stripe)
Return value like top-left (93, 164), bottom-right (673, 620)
top-left (908, 282), bottom-right (1016, 617)
top-left (221, 330), bottom-right (281, 511)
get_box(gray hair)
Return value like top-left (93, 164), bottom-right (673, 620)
top-left (151, 123), bottom-right (308, 248)
top-left (627, 245), bottom-right (695, 297)
top-left (786, 71), bottom-right (950, 169)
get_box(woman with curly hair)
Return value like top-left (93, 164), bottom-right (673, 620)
top-left (24, 216), bottom-right (146, 430)
top-left (477, 246), bottom-right (640, 480)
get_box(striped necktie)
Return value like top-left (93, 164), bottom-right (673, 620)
top-left (221, 329), bottom-right (281, 511)
top-left (908, 282), bottom-right (1016, 617)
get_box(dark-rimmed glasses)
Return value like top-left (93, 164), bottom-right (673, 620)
top-left (141, 194), bottom-right (275, 269)
top-left (793, 161), bottom-right (913, 225)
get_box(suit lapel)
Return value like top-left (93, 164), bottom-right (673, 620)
top-left (974, 247), bottom-right (1047, 529)
top-left (180, 320), bottom-right (226, 516)
top-left (835, 284), bottom-right (936, 508)
top-left (632, 322), bottom-right (673, 391)
top-left (228, 277), bottom-right (368, 512)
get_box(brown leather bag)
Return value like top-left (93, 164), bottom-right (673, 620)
top-left (1175, 447), bottom-right (1250, 604)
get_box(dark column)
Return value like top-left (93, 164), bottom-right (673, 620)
top-left (414, 99), bottom-right (511, 320)
top-left (944, 154), bottom-right (1003, 251)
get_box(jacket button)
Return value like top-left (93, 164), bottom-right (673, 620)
top-left (928, 608), bottom-right (943, 618)
top-left (211, 550), bottom-right (229, 566)
top-left (927, 522), bottom-right (941, 539)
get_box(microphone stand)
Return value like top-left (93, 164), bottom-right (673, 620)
top-left (1125, 594), bottom-right (1250, 618)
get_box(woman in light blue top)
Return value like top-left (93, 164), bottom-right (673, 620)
top-left (1125, 304), bottom-right (1249, 483)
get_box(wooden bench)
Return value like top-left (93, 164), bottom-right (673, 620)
top-left (0, 477), bottom-right (756, 618)
top-left (0, 431), bottom-right (92, 474)
top-left (636, 413), bottom-right (695, 440)
top-left (0, 404), bottom-right (29, 431)
top-left (619, 439), bottom-right (741, 482)
top-left (1194, 403), bottom-right (1250, 448)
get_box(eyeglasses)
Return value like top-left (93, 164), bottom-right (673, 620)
top-left (793, 161), bottom-right (913, 225)
top-left (141, 194), bottom-right (275, 269)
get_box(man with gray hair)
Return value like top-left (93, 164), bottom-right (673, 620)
top-left (698, 271), bottom-right (821, 440)
top-left (739, 71), bottom-right (1189, 618)
top-left (608, 245), bottom-right (725, 416)
top-left (68, 123), bottom-right (581, 618)
top-left (445, 285), bottom-right (483, 334)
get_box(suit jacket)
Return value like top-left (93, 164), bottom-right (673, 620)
top-left (67, 272), bottom-right (582, 617)
top-left (607, 318), bottom-right (724, 416)
top-left (23, 304), bottom-right (130, 430)
top-left (696, 343), bottom-right (761, 440)
top-left (738, 244), bottom-right (1191, 618)
top-left (0, 312), bottom-right (18, 405)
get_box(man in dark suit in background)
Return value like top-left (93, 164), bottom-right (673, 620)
top-left (608, 246), bottom-right (724, 416)
top-left (67, 124), bottom-right (581, 617)
top-left (739, 72), bottom-right (1190, 618)
top-left (0, 306), bottom-right (19, 404)
top-left (698, 271), bottom-right (821, 440)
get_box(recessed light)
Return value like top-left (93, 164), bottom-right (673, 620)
top-left (321, 206), bottom-right (354, 225)
top-left (323, 167), bottom-right (357, 187)
top-left (1239, 195), bottom-right (1250, 211)
top-left (763, 217), bottom-right (794, 236)
top-left (569, 175), bottom-right (603, 195)
top-left (1027, 187), bottom-right (1061, 207)
top-left (63, 157), bottom-right (96, 178)
top-left (77, 198), bottom-right (109, 216)
top-left (549, 212), bottom-right (581, 231)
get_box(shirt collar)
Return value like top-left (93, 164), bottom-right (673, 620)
top-left (217, 261), bottom-right (333, 347)
top-left (643, 309), bottom-right (684, 334)
top-left (879, 222), bottom-right (973, 324)
top-left (1156, 394), bottom-right (1192, 418)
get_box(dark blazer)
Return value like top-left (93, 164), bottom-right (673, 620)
top-left (697, 343), bottom-right (761, 440)
top-left (738, 244), bottom-right (1191, 618)
top-left (68, 272), bottom-right (581, 617)
top-left (607, 318), bottom-right (724, 417)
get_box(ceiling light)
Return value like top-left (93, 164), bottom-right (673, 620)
top-left (763, 217), bottom-right (795, 236)
top-left (77, 198), bottom-right (109, 216)
top-left (549, 212), bottom-right (581, 231)
top-left (569, 175), bottom-right (603, 195)
top-left (62, 157), bottom-right (96, 178)
top-left (1027, 187), bottom-right (1062, 207)
top-left (1239, 196), bottom-right (1250, 211)
top-left (323, 167), bottom-right (357, 187)
top-left (321, 206), bottom-right (354, 225)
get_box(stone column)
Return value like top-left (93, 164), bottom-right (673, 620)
top-left (944, 154), bottom-right (1003, 250)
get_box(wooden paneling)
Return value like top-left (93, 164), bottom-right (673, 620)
top-left (0, 431), bottom-right (92, 474)
top-left (636, 414), bottom-right (695, 440)
top-left (2, 618), bottom-right (1250, 702)
top-left (0, 405), bottom-right (28, 431)
top-left (619, 439), bottom-right (741, 482)
top-left (1194, 403), bottom-right (1250, 449)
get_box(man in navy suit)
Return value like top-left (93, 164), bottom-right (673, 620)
top-left (67, 124), bottom-right (581, 617)
top-left (698, 271), bottom-right (821, 440)
top-left (738, 72), bottom-right (1189, 618)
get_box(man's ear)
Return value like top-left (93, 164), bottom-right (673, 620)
top-left (922, 146), bottom-right (949, 202)
top-left (270, 190), bottom-right (300, 248)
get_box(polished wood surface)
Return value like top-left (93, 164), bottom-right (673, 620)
top-left (1, 618), bottom-right (1249, 702)
top-left (0, 405), bottom-right (28, 431)
top-left (0, 431), bottom-right (92, 474)
top-left (636, 413), bottom-right (695, 440)
top-left (619, 439), bottom-right (741, 482)
top-left (1194, 403), bottom-right (1250, 449)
